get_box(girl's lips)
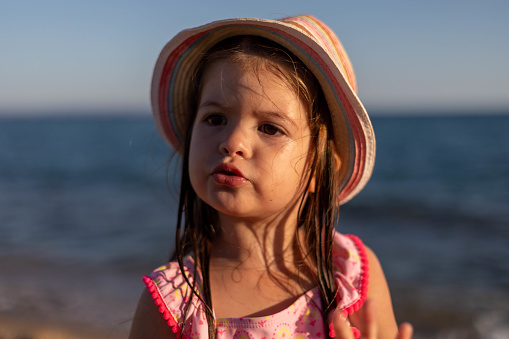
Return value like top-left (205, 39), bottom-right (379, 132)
top-left (212, 164), bottom-right (248, 187)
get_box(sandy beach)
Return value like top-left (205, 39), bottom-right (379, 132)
top-left (0, 314), bottom-right (129, 339)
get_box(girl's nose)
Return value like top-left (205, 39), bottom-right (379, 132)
top-left (219, 126), bottom-right (250, 158)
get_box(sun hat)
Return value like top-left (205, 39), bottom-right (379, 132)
top-left (151, 15), bottom-right (375, 204)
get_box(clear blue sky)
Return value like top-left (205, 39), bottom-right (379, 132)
top-left (1, 0), bottom-right (508, 116)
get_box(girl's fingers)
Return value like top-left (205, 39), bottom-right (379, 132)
top-left (362, 300), bottom-right (377, 339)
top-left (332, 310), bottom-right (354, 339)
top-left (396, 322), bottom-right (414, 339)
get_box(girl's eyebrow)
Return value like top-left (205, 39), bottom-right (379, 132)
top-left (198, 100), bottom-right (229, 110)
top-left (255, 110), bottom-right (298, 128)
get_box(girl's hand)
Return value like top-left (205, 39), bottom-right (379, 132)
top-left (330, 300), bottom-right (413, 339)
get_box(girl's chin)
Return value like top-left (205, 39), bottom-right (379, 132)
top-left (206, 202), bottom-right (262, 220)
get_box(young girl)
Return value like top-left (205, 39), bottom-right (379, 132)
top-left (130, 15), bottom-right (413, 339)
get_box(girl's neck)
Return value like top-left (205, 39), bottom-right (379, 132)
top-left (208, 213), bottom-right (317, 318)
top-left (210, 213), bottom-right (304, 270)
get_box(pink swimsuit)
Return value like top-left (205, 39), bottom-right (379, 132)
top-left (143, 232), bottom-right (369, 338)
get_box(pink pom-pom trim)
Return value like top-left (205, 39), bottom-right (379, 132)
top-left (329, 323), bottom-right (361, 339)
top-left (142, 276), bottom-right (182, 337)
top-left (329, 323), bottom-right (335, 337)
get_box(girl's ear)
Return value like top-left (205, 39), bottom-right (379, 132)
top-left (307, 151), bottom-right (341, 194)
top-left (307, 172), bottom-right (316, 193)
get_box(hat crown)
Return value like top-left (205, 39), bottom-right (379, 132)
top-left (280, 15), bottom-right (357, 93)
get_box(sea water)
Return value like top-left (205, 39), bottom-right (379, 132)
top-left (0, 114), bottom-right (508, 337)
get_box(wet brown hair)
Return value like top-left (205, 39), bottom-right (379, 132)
top-left (171, 35), bottom-right (341, 338)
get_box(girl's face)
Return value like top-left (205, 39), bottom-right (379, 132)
top-left (189, 59), bottom-right (313, 222)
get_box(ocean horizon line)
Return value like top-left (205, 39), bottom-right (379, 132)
top-left (1, 107), bottom-right (509, 119)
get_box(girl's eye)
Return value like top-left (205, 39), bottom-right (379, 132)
top-left (205, 114), bottom-right (226, 126)
top-left (260, 124), bottom-right (281, 136)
